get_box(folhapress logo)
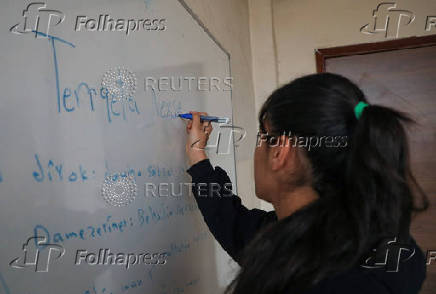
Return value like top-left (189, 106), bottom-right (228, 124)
top-left (361, 237), bottom-right (415, 272)
top-left (9, 236), bottom-right (65, 272)
top-left (10, 2), bottom-right (167, 37)
top-left (360, 2), bottom-right (415, 38)
top-left (10, 2), bottom-right (65, 38)
top-left (74, 15), bottom-right (167, 35)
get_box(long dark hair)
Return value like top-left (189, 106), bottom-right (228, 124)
top-left (225, 72), bottom-right (429, 293)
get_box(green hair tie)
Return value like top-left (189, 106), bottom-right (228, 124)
top-left (354, 101), bottom-right (369, 119)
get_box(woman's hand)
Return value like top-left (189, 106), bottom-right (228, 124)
top-left (184, 111), bottom-right (213, 166)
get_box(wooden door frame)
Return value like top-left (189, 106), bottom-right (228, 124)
top-left (315, 35), bottom-right (436, 73)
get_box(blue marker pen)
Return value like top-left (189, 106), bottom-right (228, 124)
top-left (178, 113), bottom-right (229, 123)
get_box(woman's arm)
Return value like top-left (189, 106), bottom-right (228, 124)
top-left (186, 158), bottom-right (277, 264)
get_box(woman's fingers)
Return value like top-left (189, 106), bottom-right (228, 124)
top-left (200, 112), bottom-right (208, 126)
top-left (192, 111), bottom-right (202, 129)
top-left (184, 111), bottom-right (213, 135)
top-left (184, 111), bottom-right (209, 166)
top-left (199, 112), bottom-right (212, 134)
top-left (205, 123), bottom-right (213, 135)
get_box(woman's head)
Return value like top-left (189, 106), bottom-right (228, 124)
top-left (255, 73), bottom-right (366, 200)
top-left (229, 72), bottom-right (429, 294)
top-left (254, 73), bottom-right (363, 203)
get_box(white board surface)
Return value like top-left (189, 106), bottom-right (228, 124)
top-left (0, 0), bottom-right (238, 293)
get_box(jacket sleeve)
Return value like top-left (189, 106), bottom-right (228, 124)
top-left (186, 158), bottom-right (277, 264)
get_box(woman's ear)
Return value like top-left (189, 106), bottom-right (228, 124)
top-left (270, 135), bottom-right (294, 171)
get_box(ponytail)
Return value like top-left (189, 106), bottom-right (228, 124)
top-left (345, 103), bottom-right (429, 251)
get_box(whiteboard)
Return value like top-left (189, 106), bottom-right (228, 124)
top-left (0, 0), bottom-right (238, 293)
